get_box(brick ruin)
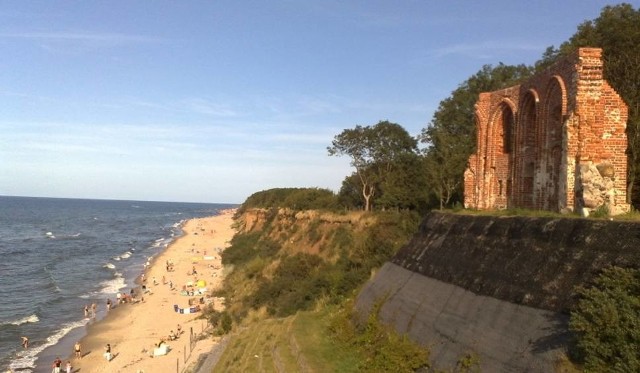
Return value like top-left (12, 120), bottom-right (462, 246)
top-left (464, 48), bottom-right (629, 215)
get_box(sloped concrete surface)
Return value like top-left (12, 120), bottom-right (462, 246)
top-left (356, 262), bottom-right (569, 372)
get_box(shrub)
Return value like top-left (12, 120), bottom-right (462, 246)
top-left (247, 253), bottom-right (329, 316)
top-left (221, 232), bottom-right (261, 265)
top-left (569, 266), bottom-right (640, 372)
top-left (221, 233), bottom-right (280, 266)
top-left (330, 300), bottom-right (429, 373)
top-left (307, 218), bottom-right (323, 244)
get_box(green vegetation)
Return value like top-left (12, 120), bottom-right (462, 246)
top-left (211, 305), bottom-right (430, 373)
top-left (203, 192), bottom-right (428, 370)
top-left (538, 4), bottom-right (640, 206)
top-left (324, 4), bottom-right (640, 212)
top-left (328, 120), bottom-right (422, 211)
top-left (419, 63), bottom-right (533, 209)
top-left (569, 266), bottom-right (640, 372)
top-left (204, 5), bottom-right (640, 371)
top-left (216, 208), bottom-right (421, 320)
top-left (237, 188), bottom-right (339, 214)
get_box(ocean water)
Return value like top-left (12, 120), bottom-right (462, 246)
top-left (0, 196), bottom-right (235, 372)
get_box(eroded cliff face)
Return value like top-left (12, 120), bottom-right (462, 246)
top-left (356, 212), bottom-right (640, 371)
top-left (235, 208), bottom-right (377, 256)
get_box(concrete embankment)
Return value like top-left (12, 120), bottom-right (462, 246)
top-left (356, 212), bottom-right (640, 371)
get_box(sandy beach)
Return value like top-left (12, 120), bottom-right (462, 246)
top-left (60, 209), bottom-right (236, 373)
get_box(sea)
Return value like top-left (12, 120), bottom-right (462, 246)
top-left (0, 196), bottom-right (236, 372)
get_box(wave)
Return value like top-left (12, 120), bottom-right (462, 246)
top-left (9, 318), bottom-right (88, 372)
top-left (103, 263), bottom-right (116, 270)
top-left (100, 273), bottom-right (126, 294)
top-left (0, 314), bottom-right (39, 327)
top-left (81, 272), bottom-right (125, 298)
top-left (119, 251), bottom-right (132, 259)
top-left (56, 232), bottom-right (82, 240)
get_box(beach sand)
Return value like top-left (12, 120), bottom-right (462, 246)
top-left (64, 209), bottom-right (236, 373)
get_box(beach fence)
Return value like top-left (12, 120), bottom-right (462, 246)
top-left (176, 321), bottom-right (210, 373)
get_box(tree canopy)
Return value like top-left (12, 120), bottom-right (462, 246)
top-left (539, 3), bottom-right (640, 206)
top-left (419, 63), bottom-right (533, 208)
top-left (328, 4), bottom-right (640, 211)
top-left (328, 121), bottom-right (418, 211)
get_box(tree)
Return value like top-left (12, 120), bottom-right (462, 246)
top-left (542, 4), bottom-right (640, 207)
top-left (375, 152), bottom-right (430, 211)
top-left (569, 266), bottom-right (640, 372)
top-left (419, 64), bottom-right (533, 209)
top-left (337, 173), bottom-right (365, 210)
top-left (328, 121), bottom-right (417, 211)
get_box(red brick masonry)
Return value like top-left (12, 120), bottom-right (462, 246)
top-left (464, 48), bottom-right (629, 215)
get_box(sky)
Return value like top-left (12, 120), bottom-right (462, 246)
top-left (1, 1), bottom-right (637, 204)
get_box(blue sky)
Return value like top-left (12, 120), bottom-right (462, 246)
top-left (0, 1), bottom-right (635, 204)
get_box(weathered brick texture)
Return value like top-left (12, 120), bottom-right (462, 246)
top-left (464, 48), bottom-right (629, 215)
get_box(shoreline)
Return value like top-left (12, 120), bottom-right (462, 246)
top-left (41, 209), bottom-right (236, 373)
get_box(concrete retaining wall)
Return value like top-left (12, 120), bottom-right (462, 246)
top-left (355, 212), bottom-right (640, 370)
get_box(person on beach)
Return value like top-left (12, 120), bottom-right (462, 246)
top-left (21, 336), bottom-right (28, 349)
top-left (91, 303), bottom-right (97, 318)
top-left (104, 343), bottom-right (112, 361)
top-left (52, 356), bottom-right (62, 373)
top-left (107, 298), bottom-right (112, 310)
top-left (74, 341), bottom-right (81, 358)
top-left (83, 304), bottom-right (89, 318)
top-left (65, 361), bottom-right (71, 373)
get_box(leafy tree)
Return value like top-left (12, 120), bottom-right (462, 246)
top-left (375, 152), bottom-right (430, 211)
top-left (239, 187), bottom-right (338, 212)
top-left (337, 173), bottom-right (364, 210)
top-left (419, 63), bottom-right (533, 209)
top-left (328, 121), bottom-right (418, 211)
top-left (539, 4), bottom-right (640, 207)
top-left (569, 266), bottom-right (640, 372)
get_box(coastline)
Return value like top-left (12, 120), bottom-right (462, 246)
top-left (45, 209), bottom-right (236, 373)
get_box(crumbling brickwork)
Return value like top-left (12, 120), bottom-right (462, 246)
top-left (464, 48), bottom-right (629, 215)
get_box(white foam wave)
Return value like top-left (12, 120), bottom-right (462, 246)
top-left (98, 273), bottom-right (126, 295)
top-left (120, 251), bottom-right (132, 259)
top-left (103, 263), bottom-right (116, 269)
top-left (1, 314), bottom-right (39, 326)
top-left (80, 272), bottom-right (125, 298)
top-left (45, 232), bottom-right (55, 239)
top-left (9, 318), bottom-right (88, 372)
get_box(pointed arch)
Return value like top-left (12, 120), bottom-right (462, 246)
top-left (514, 90), bottom-right (539, 208)
top-left (541, 76), bottom-right (567, 211)
top-left (485, 100), bottom-right (516, 208)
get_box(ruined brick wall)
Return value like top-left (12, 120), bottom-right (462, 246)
top-left (464, 48), bottom-right (629, 215)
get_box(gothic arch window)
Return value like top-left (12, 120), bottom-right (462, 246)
top-left (542, 77), bottom-right (566, 211)
top-left (516, 91), bottom-right (538, 208)
top-left (502, 104), bottom-right (515, 154)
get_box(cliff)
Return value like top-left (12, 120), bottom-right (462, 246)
top-left (356, 212), bottom-right (640, 371)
